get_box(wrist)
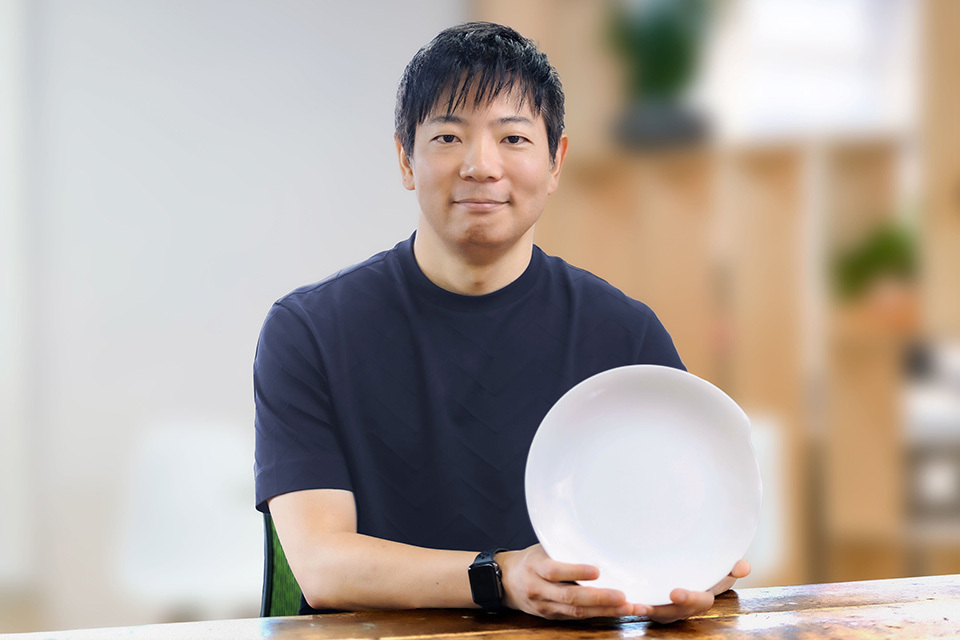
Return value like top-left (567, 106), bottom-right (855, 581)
top-left (495, 550), bottom-right (518, 610)
top-left (468, 548), bottom-right (509, 611)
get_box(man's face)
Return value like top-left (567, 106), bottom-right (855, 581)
top-left (397, 89), bottom-right (567, 259)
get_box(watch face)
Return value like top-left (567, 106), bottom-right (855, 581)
top-left (469, 563), bottom-right (503, 604)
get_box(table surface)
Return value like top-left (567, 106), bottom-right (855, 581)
top-left (7, 574), bottom-right (960, 639)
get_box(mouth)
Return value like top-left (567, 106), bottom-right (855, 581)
top-left (453, 198), bottom-right (509, 211)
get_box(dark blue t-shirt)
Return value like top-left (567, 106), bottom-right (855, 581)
top-left (254, 234), bottom-right (683, 553)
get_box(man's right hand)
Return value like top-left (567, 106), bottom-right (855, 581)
top-left (497, 544), bottom-right (635, 620)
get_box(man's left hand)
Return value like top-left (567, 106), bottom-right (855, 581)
top-left (633, 559), bottom-right (751, 624)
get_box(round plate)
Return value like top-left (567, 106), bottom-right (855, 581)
top-left (525, 365), bottom-right (762, 605)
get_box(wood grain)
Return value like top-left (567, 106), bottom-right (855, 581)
top-left (7, 574), bottom-right (959, 639)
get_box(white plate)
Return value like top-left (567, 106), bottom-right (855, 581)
top-left (525, 365), bottom-right (762, 605)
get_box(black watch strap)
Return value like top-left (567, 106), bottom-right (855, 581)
top-left (474, 548), bottom-right (506, 565)
top-left (469, 548), bottom-right (509, 611)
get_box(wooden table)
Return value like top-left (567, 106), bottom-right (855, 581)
top-left (7, 574), bottom-right (960, 639)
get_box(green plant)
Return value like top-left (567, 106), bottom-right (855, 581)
top-left (831, 222), bottom-right (917, 301)
top-left (609, 0), bottom-right (710, 100)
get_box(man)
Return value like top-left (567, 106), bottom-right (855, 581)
top-left (254, 21), bottom-right (748, 623)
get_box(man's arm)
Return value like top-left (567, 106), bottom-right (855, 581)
top-left (268, 489), bottom-right (639, 618)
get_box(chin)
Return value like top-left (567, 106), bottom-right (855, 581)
top-left (458, 227), bottom-right (522, 251)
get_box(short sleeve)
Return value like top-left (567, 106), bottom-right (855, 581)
top-left (254, 301), bottom-right (352, 513)
top-left (636, 307), bottom-right (686, 371)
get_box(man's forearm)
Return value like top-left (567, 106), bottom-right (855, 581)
top-left (270, 489), bottom-right (481, 611)
top-left (288, 530), bottom-right (478, 611)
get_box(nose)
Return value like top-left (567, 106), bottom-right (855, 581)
top-left (459, 136), bottom-right (502, 182)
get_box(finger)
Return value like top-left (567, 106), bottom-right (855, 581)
top-left (711, 559), bottom-right (751, 595)
top-left (535, 560), bottom-right (600, 583)
top-left (710, 574), bottom-right (737, 596)
top-left (542, 582), bottom-right (629, 608)
top-left (543, 598), bottom-right (635, 620)
top-left (548, 603), bottom-right (635, 620)
top-left (536, 583), bottom-right (632, 619)
top-left (671, 588), bottom-right (714, 611)
top-left (730, 559), bottom-right (751, 579)
top-left (638, 589), bottom-right (714, 624)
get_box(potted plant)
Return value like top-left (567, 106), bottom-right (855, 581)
top-left (830, 220), bottom-right (919, 339)
top-left (609, 0), bottom-right (711, 148)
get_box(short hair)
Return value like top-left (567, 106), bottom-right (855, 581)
top-left (395, 22), bottom-right (565, 162)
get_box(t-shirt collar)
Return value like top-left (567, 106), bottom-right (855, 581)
top-left (397, 231), bottom-right (543, 312)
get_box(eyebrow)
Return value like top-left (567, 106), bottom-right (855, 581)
top-left (425, 114), bottom-right (535, 127)
top-left (496, 115), bottom-right (535, 126)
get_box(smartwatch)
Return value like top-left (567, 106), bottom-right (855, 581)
top-left (468, 548), bottom-right (508, 611)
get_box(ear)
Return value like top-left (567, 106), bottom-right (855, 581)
top-left (546, 134), bottom-right (569, 196)
top-left (395, 134), bottom-right (415, 191)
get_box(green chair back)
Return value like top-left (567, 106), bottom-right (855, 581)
top-left (260, 513), bottom-right (303, 617)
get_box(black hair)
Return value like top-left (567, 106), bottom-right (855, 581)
top-left (395, 22), bottom-right (565, 162)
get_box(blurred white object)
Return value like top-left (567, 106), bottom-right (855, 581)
top-left (115, 420), bottom-right (260, 619)
top-left (917, 458), bottom-right (959, 507)
top-left (934, 343), bottom-right (960, 388)
top-left (904, 341), bottom-right (960, 445)
top-left (526, 365), bottom-right (762, 605)
top-left (702, 0), bottom-right (917, 142)
top-left (737, 413), bottom-right (786, 588)
top-left (905, 384), bottom-right (960, 445)
top-left (904, 343), bottom-right (960, 537)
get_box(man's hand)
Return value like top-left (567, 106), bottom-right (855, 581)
top-left (498, 544), bottom-right (635, 620)
top-left (499, 547), bottom-right (749, 623)
top-left (636, 559), bottom-right (751, 624)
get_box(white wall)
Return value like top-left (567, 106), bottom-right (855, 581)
top-left (0, 0), bottom-right (32, 591)
top-left (4, 0), bottom-right (465, 631)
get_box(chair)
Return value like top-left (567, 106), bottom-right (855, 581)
top-left (260, 513), bottom-right (303, 617)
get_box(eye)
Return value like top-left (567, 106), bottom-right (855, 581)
top-left (434, 134), bottom-right (458, 144)
top-left (504, 135), bottom-right (528, 145)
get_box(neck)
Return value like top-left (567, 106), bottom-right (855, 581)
top-left (413, 227), bottom-right (535, 296)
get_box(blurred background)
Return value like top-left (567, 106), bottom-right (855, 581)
top-left (1, 0), bottom-right (958, 633)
